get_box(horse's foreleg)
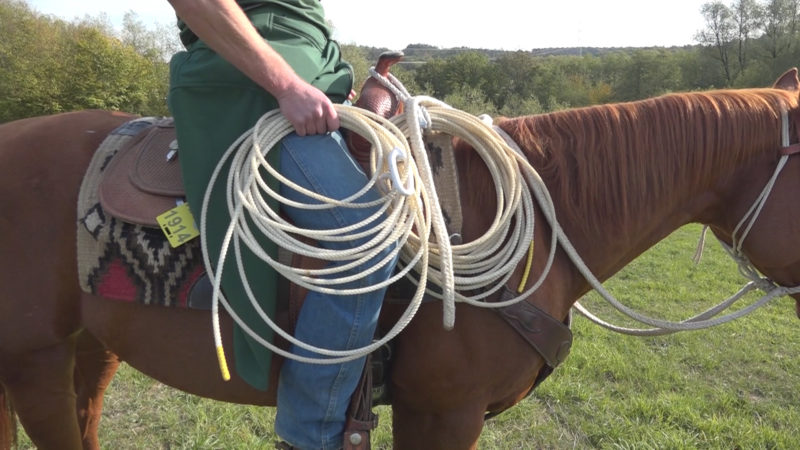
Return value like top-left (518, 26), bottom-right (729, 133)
top-left (0, 339), bottom-right (82, 450)
top-left (391, 401), bottom-right (485, 450)
top-left (74, 331), bottom-right (119, 450)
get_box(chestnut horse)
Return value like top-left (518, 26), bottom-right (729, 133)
top-left (3, 69), bottom-right (800, 450)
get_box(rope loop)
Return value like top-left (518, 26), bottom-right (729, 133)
top-left (203, 93), bottom-right (542, 371)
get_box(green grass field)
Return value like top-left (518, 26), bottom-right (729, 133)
top-left (14, 225), bottom-right (800, 449)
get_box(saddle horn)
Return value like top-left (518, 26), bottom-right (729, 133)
top-left (347, 51), bottom-right (405, 170)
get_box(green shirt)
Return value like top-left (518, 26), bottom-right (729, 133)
top-left (169, 0), bottom-right (352, 391)
top-left (178, 0), bottom-right (329, 46)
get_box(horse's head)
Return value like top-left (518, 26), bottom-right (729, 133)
top-left (706, 67), bottom-right (800, 319)
top-left (774, 68), bottom-right (800, 318)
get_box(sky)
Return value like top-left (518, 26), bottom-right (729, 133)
top-left (25, 0), bottom-right (709, 50)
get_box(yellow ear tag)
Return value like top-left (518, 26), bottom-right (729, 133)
top-left (156, 203), bottom-right (200, 248)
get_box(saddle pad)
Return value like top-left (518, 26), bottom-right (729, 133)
top-left (98, 118), bottom-right (184, 227)
top-left (77, 118), bottom-right (206, 307)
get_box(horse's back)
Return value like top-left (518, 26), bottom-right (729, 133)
top-left (0, 109), bottom-right (132, 153)
top-left (0, 110), bottom-right (134, 353)
top-left (0, 110), bottom-right (135, 183)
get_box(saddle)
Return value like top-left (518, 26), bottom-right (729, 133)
top-left (99, 118), bottom-right (184, 228)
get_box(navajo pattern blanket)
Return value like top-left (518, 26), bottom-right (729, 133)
top-left (76, 118), bottom-right (206, 307)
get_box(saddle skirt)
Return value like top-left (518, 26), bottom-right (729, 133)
top-left (98, 117), bottom-right (184, 227)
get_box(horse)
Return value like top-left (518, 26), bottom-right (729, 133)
top-left (2, 68), bottom-right (800, 450)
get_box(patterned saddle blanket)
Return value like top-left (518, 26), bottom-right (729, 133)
top-left (76, 117), bottom-right (208, 308)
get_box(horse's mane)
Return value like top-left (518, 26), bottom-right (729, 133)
top-left (486, 88), bottom-right (800, 236)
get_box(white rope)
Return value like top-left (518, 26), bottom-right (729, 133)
top-left (202, 91), bottom-right (545, 365)
top-left (375, 74), bottom-right (558, 314)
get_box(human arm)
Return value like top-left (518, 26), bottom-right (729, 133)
top-left (167, 0), bottom-right (339, 135)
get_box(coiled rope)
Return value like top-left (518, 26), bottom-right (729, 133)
top-left (202, 91), bottom-right (552, 378)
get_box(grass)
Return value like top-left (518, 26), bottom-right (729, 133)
top-left (14, 224), bottom-right (800, 449)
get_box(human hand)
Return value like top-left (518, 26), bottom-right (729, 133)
top-left (275, 79), bottom-right (340, 136)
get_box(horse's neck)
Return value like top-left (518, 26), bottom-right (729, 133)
top-left (496, 97), bottom-right (785, 291)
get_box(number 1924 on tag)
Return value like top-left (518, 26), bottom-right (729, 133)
top-left (156, 203), bottom-right (200, 248)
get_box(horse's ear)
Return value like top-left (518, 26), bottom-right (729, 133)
top-left (773, 68), bottom-right (800, 91)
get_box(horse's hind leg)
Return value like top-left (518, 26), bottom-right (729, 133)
top-left (74, 331), bottom-right (119, 450)
top-left (0, 339), bottom-right (83, 449)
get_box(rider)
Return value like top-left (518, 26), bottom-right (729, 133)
top-left (165, 1), bottom-right (398, 448)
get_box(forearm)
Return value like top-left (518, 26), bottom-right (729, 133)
top-left (168, 0), bottom-right (300, 96)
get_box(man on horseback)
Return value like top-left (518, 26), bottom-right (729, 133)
top-left (165, 1), bottom-right (398, 448)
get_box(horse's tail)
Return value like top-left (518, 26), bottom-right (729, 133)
top-left (0, 383), bottom-right (16, 449)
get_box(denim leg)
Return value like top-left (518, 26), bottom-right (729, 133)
top-left (274, 131), bottom-right (397, 450)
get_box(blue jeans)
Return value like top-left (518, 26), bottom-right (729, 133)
top-left (274, 131), bottom-right (397, 449)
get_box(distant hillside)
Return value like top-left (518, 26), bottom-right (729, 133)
top-left (357, 43), bottom-right (699, 63)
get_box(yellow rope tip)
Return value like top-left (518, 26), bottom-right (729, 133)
top-left (517, 241), bottom-right (535, 294)
top-left (216, 345), bottom-right (231, 381)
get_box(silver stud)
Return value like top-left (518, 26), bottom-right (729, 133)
top-left (349, 433), bottom-right (363, 445)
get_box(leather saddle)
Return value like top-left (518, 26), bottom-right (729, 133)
top-left (99, 117), bottom-right (183, 227)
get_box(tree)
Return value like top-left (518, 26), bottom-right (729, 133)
top-left (697, 2), bottom-right (737, 84)
top-left (731, 0), bottom-right (763, 75)
top-left (443, 84), bottom-right (497, 116)
top-left (0, 0), bottom-right (63, 120)
top-left (613, 50), bottom-right (683, 101)
top-left (412, 51), bottom-right (492, 100)
top-left (499, 94), bottom-right (545, 117)
top-left (760, 0), bottom-right (800, 67)
top-left (121, 11), bottom-right (181, 62)
top-left (0, 1), bottom-right (173, 122)
top-left (340, 44), bottom-right (369, 93)
top-left (675, 47), bottom-right (727, 90)
top-left (488, 52), bottom-right (539, 111)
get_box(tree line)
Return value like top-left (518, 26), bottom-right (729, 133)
top-left (407, 0), bottom-right (800, 116)
top-left (0, 0), bottom-right (178, 122)
top-left (697, 0), bottom-right (800, 86)
top-left (3, 0), bottom-right (800, 124)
